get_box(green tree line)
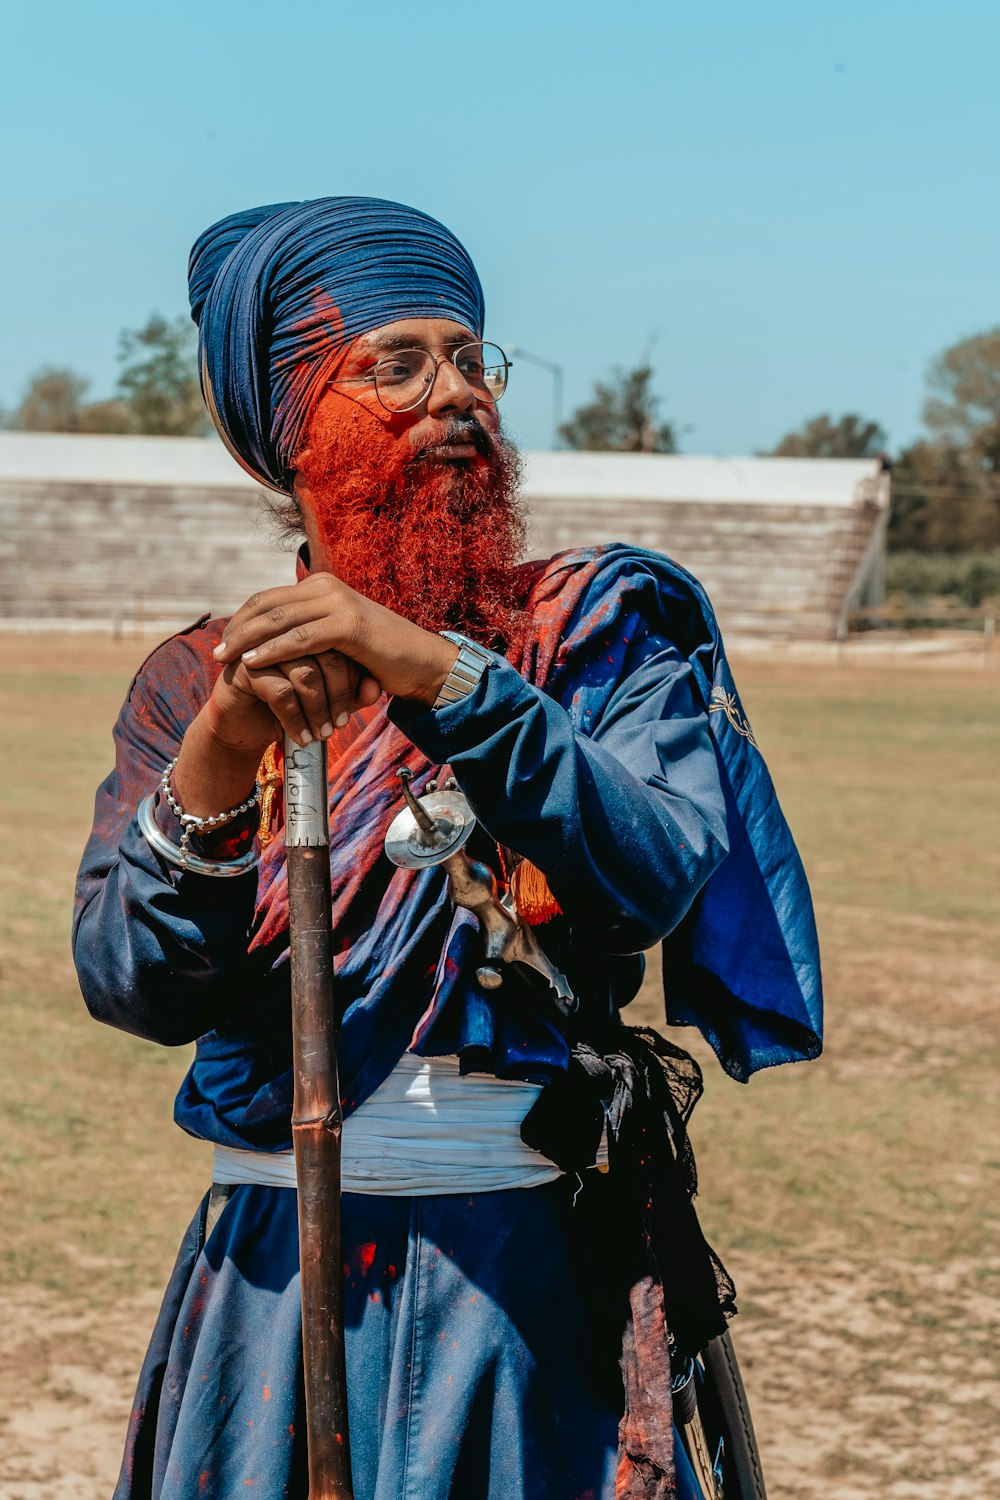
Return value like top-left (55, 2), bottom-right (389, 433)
top-left (3, 314), bottom-right (209, 439)
top-left (559, 328), bottom-right (1000, 558)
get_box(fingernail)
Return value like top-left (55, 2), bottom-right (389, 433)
top-left (299, 729), bottom-right (313, 745)
top-left (213, 643), bottom-right (226, 658)
top-left (242, 648), bottom-right (257, 662)
top-left (335, 711), bottom-right (350, 728)
top-left (320, 721), bottom-right (334, 739)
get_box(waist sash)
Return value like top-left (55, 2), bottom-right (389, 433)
top-left (212, 1053), bottom-right (602, 1196)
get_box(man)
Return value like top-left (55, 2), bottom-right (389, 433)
top-left (75, 197), bottom-right (822, 1500)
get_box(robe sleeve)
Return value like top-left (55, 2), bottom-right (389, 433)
top-left (388, 629), bottom-right (729, 955)
top-left (72, 623), bottom-right (260, 1046)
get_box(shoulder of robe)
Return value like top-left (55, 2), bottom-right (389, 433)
top-left (123, 613), bottom-right (232, 708)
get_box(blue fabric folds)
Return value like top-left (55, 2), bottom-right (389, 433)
top-left (394, 545), bottom-right (823, 1084)
top-left (74, 545), bottom-right (821, 1171)
top-left (537, 546), bottom-right (822, 1083)
top-left (187, 197), bottom-right (485, 492)
top-left (113, 1178), bottom-right (708, 1499)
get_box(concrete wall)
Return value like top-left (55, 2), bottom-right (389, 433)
top-left (0, 435), bottom-right (889, 640)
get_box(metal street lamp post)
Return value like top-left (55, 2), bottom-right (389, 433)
top-left (509, 347), bottom-right (564, 449)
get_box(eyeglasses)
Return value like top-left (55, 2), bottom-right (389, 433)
top-left (350, 342), bottom-right (511, 414)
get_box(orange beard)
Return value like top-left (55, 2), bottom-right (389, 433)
top-left (294, 404), bottom-right (528, 650)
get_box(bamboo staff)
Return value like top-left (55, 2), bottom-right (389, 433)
top-left (283, 736), bottom-right (354, 1500)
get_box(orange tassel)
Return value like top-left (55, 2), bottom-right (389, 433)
top-left (510, 860), bottom-right (563, 926)
top-left (256, 741), bottom-right (284, 848)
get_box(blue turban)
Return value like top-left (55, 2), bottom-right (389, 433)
top-left (188, 197), bottom-right (486, 492)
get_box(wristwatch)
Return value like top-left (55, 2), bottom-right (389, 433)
top-left (434, 632), bottom-right (493, 709)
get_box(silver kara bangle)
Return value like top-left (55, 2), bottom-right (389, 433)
top-left (434, 632), bottom-right (493, 709)
top-left (137, 794), bottom-right (259, 878)
top-left (160, 759), bottom-right (260, 867)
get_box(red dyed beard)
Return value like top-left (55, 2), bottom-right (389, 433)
top-left (293, 406), bottom-right (528, 650)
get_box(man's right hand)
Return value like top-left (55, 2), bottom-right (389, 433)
top-left (207, 646), bottom-right (383, 758)
top-left (171, 637), bottom-right (381, 824)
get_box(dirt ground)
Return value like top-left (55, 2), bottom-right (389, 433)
top-left (2, 635), bottom-right (998, 1498)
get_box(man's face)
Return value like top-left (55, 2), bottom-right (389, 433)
top-left (292, 317), bottom-right (525, 645)
top-left (294, 317), bottom-right (501, 514)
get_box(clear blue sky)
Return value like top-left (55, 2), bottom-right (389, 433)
top-left (3, 0), bottom-right (998, 454)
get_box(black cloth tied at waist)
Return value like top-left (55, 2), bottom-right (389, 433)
top-left (521, 1024), bottom-right (737, 1498)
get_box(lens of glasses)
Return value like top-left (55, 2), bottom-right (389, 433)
top-left (373, 343), bottom-right (509, 412)
top-left (372, 350), bottom-right (435, 411)
top-left (453, 343), bottom-right (509, 403)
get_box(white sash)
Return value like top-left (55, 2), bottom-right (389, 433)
top-left (211, 1053), bottom-right (606, 1197)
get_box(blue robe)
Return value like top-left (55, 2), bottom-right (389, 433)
top-left (74, 545), bottom-right (821, 1498)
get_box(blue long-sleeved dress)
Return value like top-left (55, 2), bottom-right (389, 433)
top-left (74, 545), bottom-right (821, 1499)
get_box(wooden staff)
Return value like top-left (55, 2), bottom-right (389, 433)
top-left (283, 736), bottom-right (354, 1500)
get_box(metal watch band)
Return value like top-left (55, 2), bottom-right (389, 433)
top-left (434, 632), bottom-right (493, 709)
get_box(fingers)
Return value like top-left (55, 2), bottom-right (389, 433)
top-left (214, 574), bottom-right (358, 667)
top-left (234, 651), bottom-right (382, 746)
top-left (242, 613), bottom-right (359, 671)
top-left (314, 653), bottom-right (383, 726)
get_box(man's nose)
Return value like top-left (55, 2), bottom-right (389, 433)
top-left (424, 356), bottom-right (476, 416)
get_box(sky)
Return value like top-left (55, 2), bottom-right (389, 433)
top-left (3, 0), bottom-right (998, 456)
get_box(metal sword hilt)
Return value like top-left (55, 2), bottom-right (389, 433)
top-left (384, 769), bottom-right (577, 1018)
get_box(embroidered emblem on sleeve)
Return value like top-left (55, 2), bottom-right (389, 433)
top-left (708, 686), bottom-right (758, 749)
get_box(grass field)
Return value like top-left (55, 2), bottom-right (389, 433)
top-left (2, 635), bottom-right (998, 1499)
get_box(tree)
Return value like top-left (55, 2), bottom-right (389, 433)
top-left (115, 313), bottom-right (209, 437)
top-left (5, 313), bottom-right (207, 437)
top-left (768, 412), bottom-right (887, 459)
top-left (888, 328), bottom-right (1000, 552)
top-left (922, 325), bottom-right (1000, 472)
top-left (559, 365), bottom-right (677, 453)
top-left (889, 440), bottom-right (1000, 552)
top-left (77, 397), bottom-right (135, 433)
top-left (5, 365), bottom-right (135, 435)
top-left (8, 366), bottom-right (92, 432)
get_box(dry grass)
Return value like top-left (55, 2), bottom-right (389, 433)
top-left (1, 635), bottom-right (998, 1498)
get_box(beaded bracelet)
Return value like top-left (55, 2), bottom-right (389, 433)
top-left (159, 759), bottom-right (261, 870)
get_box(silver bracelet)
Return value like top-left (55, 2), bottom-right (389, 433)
top-left (138, 794), bottom-right (259, 878)
top-left (434, 632), bottom-right (492, 709)
top-left (156, 759), bottom-right (261, 869)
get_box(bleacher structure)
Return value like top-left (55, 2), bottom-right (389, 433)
top-left (0, 433), bottom-right (890, 640)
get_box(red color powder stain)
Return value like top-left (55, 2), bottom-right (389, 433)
top-left (199, 1473), bottom-right (209, 1495)
top-left (263, 1385), bottom-right (271, 1402)
top-left (359, 1241), bottom-right (377, 1275)
top-left (370, 1290), bottom-right (381, 1305)
top-left (387, 1263), bottom-right (397, 1279)
top-left (288, 1424), bottom-right (295, 1437)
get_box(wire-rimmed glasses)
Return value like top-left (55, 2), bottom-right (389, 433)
top-left (364, 342), bottom-right (511, 413)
